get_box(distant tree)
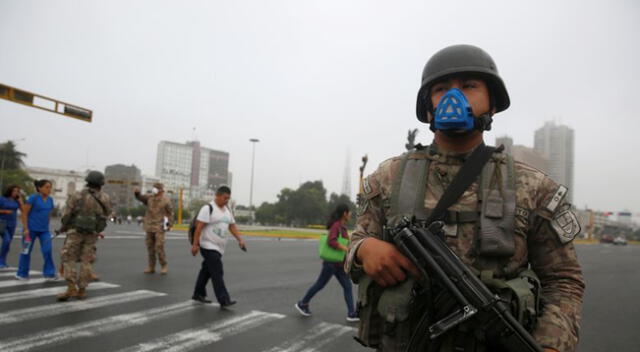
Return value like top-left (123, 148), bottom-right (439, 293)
top-left (188, 199), bottom-right (209, 216)
top-left (0, 141), bottom-right (32, 193)
top-left (327, 192), bottom-right (356, 227)
top-left (255, 202), bottom-right (279, 225)
top-left (0, 141), bottom-right (26, 170)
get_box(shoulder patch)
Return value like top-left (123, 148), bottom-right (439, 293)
top-left (551, 207), bottom-right (581, 244)
top-left (545, 185), bottom-right (568, 213)
top-left (363, 176), bottom-right (372, 195)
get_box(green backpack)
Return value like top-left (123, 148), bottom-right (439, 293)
top-left (73, 191), bottom-right (108, 234)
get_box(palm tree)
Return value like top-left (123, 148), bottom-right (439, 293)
top-left (0, 141), bottom-right (27, 170)
top-left (0, 140), bottom-right (31, 192)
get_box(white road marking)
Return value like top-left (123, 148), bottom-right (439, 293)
top-left (0, 278), bottom-right (50, 288)
top-left (0, 267), bottom-right (17, 272)
top-left (0, 289), bottom-right (165, 326)
top-left (0, 271), bottom-right (41, 278)
top-left (262, 322), bottom-right (356, 352)
top-left (117, 310), bottom-right (286, 352)
top-left (0, 301), bottom-right (203, 352)
top-left (0, 282), bottom-right (119, 304)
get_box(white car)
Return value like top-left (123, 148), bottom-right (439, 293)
top-left (613, 237), bottom-right (628, 246)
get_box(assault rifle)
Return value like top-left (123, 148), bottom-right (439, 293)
top-left (390, 219), bottom-right (543, 352)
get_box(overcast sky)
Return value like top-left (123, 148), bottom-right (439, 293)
top-left (1, 0), bottom-right (638, 215)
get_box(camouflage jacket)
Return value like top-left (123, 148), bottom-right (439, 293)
top-left (346, 144), bottom-right (585, 352)
top-left (135, 192), bottom-right (173, 233)
top-left (61, 188), bottom-right (112, 231)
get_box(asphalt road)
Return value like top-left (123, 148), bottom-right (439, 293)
top-left (0, 223), bottom-right (638, 352)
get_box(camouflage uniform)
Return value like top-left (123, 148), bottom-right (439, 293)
top-left (346, 144), bottom-right (585, 352)
top-left (60, 188), bottom-right (112, 290)
top-left (135, 189), bottom-right (173, 271)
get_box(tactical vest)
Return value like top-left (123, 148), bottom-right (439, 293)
top-left (356, 146), bottom-right (540, 351)
top-left (72, 190), bottom-right (109, 235)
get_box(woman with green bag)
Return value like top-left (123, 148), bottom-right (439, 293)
top-left (295, 204), bottom-right (359, 322)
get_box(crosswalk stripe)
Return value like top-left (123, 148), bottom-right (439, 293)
top-left (0, 282), bottom-right (119, 304)
top-left (0, 278), bottom-right (50, 288)
top-left (0, 289), bottom-right (165, 326)
top-left (0, 271), bottom-right (41, 278)
top-left (0, 300), bottom-right (202, 352)
top-left (117, 310), bottom-right (286, 352)
top-left (262, 322), bottom-right (356, 352)
top-left (0, 267), bottom-right (17, 272)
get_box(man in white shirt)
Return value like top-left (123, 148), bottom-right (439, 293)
top-left (191, 186), bottom-right (246, 307)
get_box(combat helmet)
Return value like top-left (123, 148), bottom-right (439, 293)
top-left (85, 170), bottom-right (105, 187)
top-left (416, 44), bottom-right (510, 125)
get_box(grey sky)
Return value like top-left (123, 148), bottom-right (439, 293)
top-left (1, 0), bottom-right (638, 214)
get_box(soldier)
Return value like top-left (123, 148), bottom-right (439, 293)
top-left (57, 171), bottom-right (111, 301)
top-left (346, 45), bottom-right (585, 352)
top-left (134, 183), bottom-right (173, 274)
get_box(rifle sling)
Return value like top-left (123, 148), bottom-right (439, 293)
top-left (425, 143), bottom-right (494, 225)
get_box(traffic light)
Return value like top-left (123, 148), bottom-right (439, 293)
top-left (0, 83), bottom-right (92, 122)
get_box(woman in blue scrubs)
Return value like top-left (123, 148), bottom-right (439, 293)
top-left (0, 185), bottom-right (23, 268)
top-left (16, 179), bottom-right (57, 280)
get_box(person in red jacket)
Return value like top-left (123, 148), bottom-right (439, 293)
top-left (295, 204), bottom-right (358, 322)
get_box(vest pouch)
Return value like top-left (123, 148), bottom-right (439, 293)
top-left (479, 189), bottom-right (516, 257)
top-left (73, 214), bottom-right (99, 234)
top-left (356, 276), bottom-right (384, 348)
top-left (376, 277), bottom-right (416, 351)
top-left (504, 270), bottom-right (541, 331)
top-left (483, 269), bottom-right (540, 332)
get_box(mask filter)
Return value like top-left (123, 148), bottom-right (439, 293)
top-left (433, 88), bottom-right (475, 131)
top-left (151, 187), bottom-right (159, 195)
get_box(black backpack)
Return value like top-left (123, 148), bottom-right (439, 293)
top-left (188, 204), bottom-right (213, 245)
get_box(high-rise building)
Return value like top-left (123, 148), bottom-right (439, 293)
top-left (155, 141), bottom-right (230, 201)
top-left (534, 121), bottom-right (575, 202)
top-left (495, 136), bottom-right (550, 174)
top-left (104, 164), bottom-right (142, 211)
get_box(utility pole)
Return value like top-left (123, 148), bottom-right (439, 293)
top-left (249, 138), bottom-right (260, 222)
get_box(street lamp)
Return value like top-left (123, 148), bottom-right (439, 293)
top-left (249, 138), bottom-right (260, 222)
top-left (0, 137), bottom-right (26, 190)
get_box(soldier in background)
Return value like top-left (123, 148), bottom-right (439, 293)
top-left (57, 171), bottom-right (111, 301)
top-left (134, 183), bottom-right (173, 275)
top-left (346, 45), bottom-right (585, 352)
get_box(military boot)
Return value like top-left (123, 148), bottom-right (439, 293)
top-left (90, 272), bottom-right (100, 281)
top-left (160, 264), bottom-right (168, 275)
top-left (57, 283), bottom-right (78, 302)
top-left (144, 267), bottom-right (155, 274)
top-left (77, 287), bottom-right (87, 300)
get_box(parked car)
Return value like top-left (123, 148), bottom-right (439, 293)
top-left (613, 236), bottom-right (628, 246)
top-left (600, 235), bottom-right (614, 244)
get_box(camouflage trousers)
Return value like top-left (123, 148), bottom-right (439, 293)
top-left (60, 232), bottom-right (99, 289)
top-left (145, 231), bottom-right (167, 268)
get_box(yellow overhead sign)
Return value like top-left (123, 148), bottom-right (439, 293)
top-left (0, 83), bottom-right (92, 122)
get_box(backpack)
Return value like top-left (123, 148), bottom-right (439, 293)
top-left (188, 203), bottom-right (213, 245)
top-left (73, 190), bottom-right (109, 235)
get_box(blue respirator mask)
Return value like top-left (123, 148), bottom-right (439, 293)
top-left (431, 88), bottom-right (494, 133)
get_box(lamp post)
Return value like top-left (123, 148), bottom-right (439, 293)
top-left (0, 137), bottom-right (26, 191)
top-left (249, 138), bottom-right (259, 222)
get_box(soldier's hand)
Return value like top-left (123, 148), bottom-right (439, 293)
top-left (544, 349), bottom-right (559, 352)
top-left (357, 237), bottom-right (420, 287)
top-left (191, 244), bottom-right (199, 256)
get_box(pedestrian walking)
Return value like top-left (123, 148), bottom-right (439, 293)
top-left (16, 179), bottom-right (57, 280)
top-left (0, 185), bottom-right (23, 268)
top-left (190, 186), bottom-right (245, 307)
top-left (57, 171), bottom-right (111, 301)
top-left (134, 183), bottom-right (173, 274)
top-left (295, 204), bottom-right (359, 322)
